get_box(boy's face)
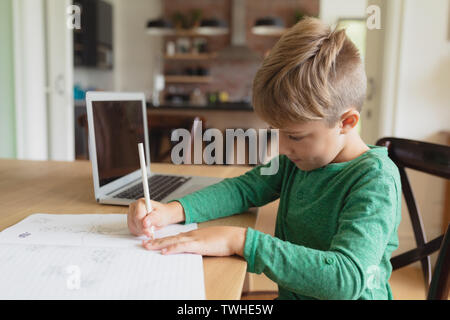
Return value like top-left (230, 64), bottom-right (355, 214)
top-left (275, 120), bottom-right (344, 171)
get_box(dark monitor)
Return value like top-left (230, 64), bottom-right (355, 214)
top-left (92, 100), bottom-right (146, 186)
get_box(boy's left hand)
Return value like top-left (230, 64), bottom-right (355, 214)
top-left (142, 226), bottom-right (247, 257)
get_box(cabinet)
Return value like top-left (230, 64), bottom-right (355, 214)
top-left (74, 0), bottom-right (113, 69)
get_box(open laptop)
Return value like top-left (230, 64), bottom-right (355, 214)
top-left (85, 91), bottom-right (223, 206)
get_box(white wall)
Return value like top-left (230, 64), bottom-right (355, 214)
top-left (391, 0), bottom-right (450, 260)
top-left (0, 0), bottom-right (16, 159)
top-left (394, 0), bottom-right (450, 140)
top-left (320, 0), bottom-right (368, 26)
top-left (112, 0), bottom-right (163, 98)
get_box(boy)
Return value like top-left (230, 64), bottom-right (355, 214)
top-left (127, 17), bottom-right (401, 300)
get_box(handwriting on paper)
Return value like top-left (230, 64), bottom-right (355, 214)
top-left (18, 232), bottom-right (31, 238)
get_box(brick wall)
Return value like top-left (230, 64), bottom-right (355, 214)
top-left (162, 0), bottom-right (319, 102)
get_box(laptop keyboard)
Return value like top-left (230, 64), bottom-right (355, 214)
top-left (115, 174), bottom-right (191, 202)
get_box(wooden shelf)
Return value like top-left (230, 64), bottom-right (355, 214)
top-left (164, 75), bottom-right (212, 84)
top-left (168, 29), bottom-right (228, 37)
top-left (164, 53), bottom-right (217, 60)
top-left (252, 27), bottom-right (288, 37)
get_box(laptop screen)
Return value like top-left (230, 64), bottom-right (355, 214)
top-left (92, 100), bottom-right (146, 187)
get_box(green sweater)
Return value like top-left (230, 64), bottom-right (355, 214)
top-left (170, 145), bottom-right (402, 300)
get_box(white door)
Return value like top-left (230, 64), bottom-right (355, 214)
top-left (13, 0), bottom-right (74, 161)
top-left (362, 0), bottom-right (404, 144)
top-left (45, 0), bottom-right (75, 161)
top-left (13, 0), bottom-right (48, 160)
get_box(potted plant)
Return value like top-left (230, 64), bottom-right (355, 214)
top-left (172, 11), bottom-right (187, 29)
top-left (294, 10), bottom-right (305, 23)
top-left (190, 8), bottom-right (203, 29)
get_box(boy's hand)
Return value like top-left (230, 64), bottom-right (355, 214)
top-left (142, 226), bottom-right (247, 257)
top-left (127, 198), bottom-right (185, 237)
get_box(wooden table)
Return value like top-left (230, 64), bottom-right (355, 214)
top-left (0, 159), bottom-right (257, 300)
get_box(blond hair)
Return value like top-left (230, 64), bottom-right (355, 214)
top-left (252, 17), bottom-right (367, 127)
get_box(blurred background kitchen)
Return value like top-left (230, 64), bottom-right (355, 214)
top-left (71, 0), bottom-right (324, 164)
top-left (0, 0), bottom-right (449, 299)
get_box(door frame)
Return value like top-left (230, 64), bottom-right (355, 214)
top-left (12, 0), bottom-right (48, 160)
top-left (45, 0), bottom-right (75, 161)
top-left (12, 0), bottom-right (74, 161)
top-left (362, 0), bottom-right (405, 144)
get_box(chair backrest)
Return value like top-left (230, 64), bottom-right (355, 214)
top-left (377, 138), bottom-right (450, 178)
top-left (376, 137), bottom-right (450, 292)
top-left (427, 223), bottom-right (450, 300)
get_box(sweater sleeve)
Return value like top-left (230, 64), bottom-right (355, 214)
top-left (243, 168), bottom-right (401, 300)
top-left (168, 155), bottom-right (286, 224)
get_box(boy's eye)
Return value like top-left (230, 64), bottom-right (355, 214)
top-left (288, 135), bottom-right (304, 141)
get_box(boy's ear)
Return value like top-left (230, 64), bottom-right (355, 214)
top-left (339, 109), bottom-right (360, 134)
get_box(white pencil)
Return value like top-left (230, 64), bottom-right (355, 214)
top-left (138, 143), bottom-right (154, 239)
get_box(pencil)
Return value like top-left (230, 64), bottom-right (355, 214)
top-left (138, 143), bottom-right (155, 239)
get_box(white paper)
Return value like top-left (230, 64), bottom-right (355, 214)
top-left (0, 213), bottom-right (198, 248)
top-left (0, 214), bottom-right (205, 300)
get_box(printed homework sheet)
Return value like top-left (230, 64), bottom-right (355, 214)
top-left (0, 213), bottom-right (205, 299)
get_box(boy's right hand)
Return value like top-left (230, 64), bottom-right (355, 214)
top-left (127, 199), bottom-right (185, 237)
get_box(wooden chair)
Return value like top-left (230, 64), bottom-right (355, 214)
top-left (427, 223), bottom-right (450, 300)
top-left (376, 137), bottom-right (450, 299)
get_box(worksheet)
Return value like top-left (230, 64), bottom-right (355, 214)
top-left (0, 214), bottom-right (205, 300)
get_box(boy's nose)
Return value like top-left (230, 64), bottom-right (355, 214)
top-left (277, 136), bottom-right (291, 156)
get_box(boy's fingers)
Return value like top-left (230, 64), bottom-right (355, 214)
top-left (142, 225), bottom-right (162, 238)
top-left (149, 200), bottom-right (160, 208)
top-left (142, 237), bottom-right (174, 250)
top-left (142, 228), bottom-right (153, 239)
top-left (143, 211), bottom-right (163, 229)
top-left (135, 199), bottom-right (149, 219)
top-left (143, 214), bottom-right (154, 228)
top-left (163, 241), bottom-right (201, 255)
top-left (142, 234), bottom-right (190, 250)
top-left (128, 203), bottom-right (142, 236)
